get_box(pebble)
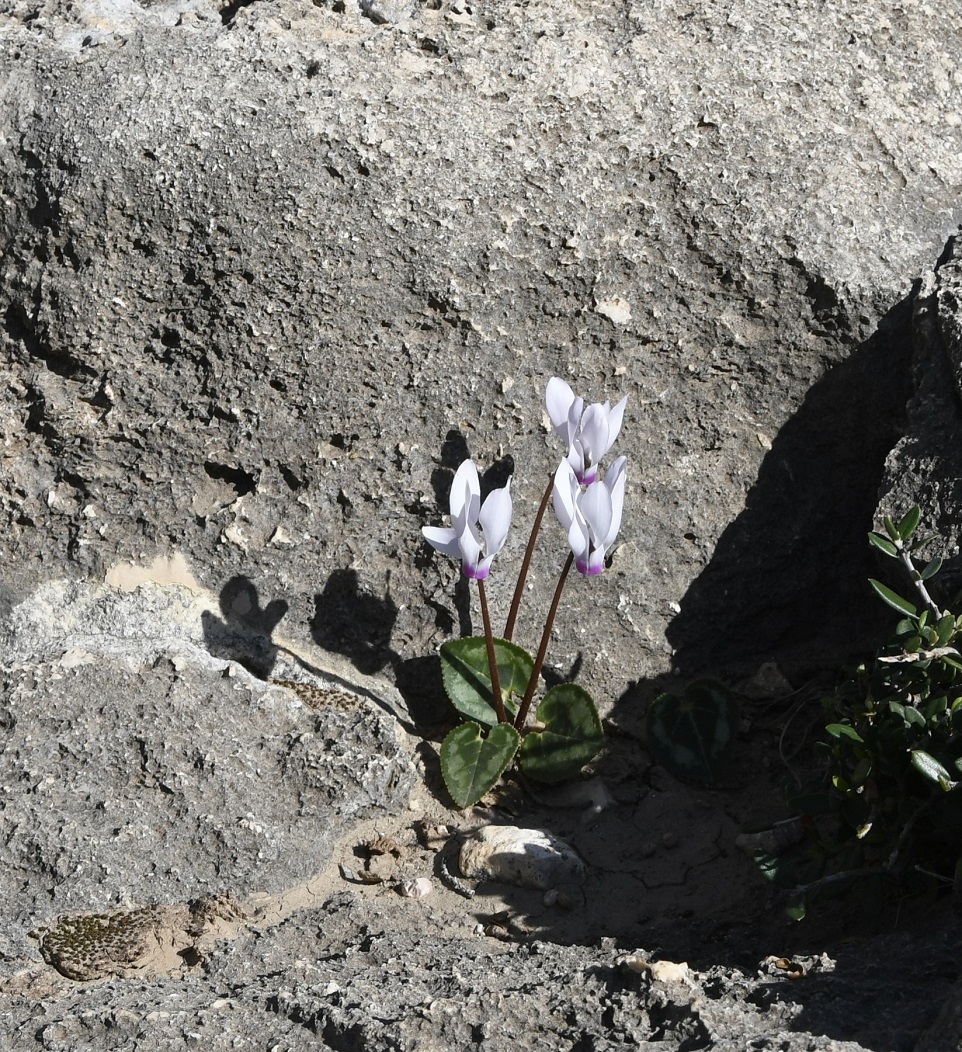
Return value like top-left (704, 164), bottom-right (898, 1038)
top-left (399, 877), bottom-right (433, 899)
top-left (619, 956), bottom-right (691, 983)
top-left (458, 825), bottom-right (585, 890)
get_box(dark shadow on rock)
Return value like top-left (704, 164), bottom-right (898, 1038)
top-left (542, 653), bottom-right (583, 692)
top-left (200, 571), bottom-right (427, 735)
top-left (879, 233), bottom-right (962, 597)
top-left (591, 293), bottom-right (927, 978)
top-left (393, 655), bottom-right (455, 740)
top-left (310, 567), bottom-right (398, 676)
top-left (767, 907), bottom-right (961, 1052)
top-left (309, 568), bottom-right (452, 737)
top-left (201, 574), bottom-right (289, 678)
top-left (665, 295), bottom-right (914, 682)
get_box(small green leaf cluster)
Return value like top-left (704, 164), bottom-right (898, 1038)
top-left (820, 507), bottom-right (962, 896)
top-left (439, 638), bottom-right (603, 808)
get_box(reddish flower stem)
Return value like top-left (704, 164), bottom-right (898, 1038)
top-left (477, 578), bottom-right (506, 724)
top-left (503, 475), bottom-right (554, 642)
top-left (514, 552), bottom-right (573, 732)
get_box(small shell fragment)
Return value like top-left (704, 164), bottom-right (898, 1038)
top-left (399, 877), bottom-right (433, 899)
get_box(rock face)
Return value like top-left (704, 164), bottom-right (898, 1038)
top-left (5, 573), bottom-right (957, 1051)
top-left (0, 575), bottom-right (417, 919)
top-left (2, 0), bottom-right (961, 704)
top-left (2, 0), bottom-right (962, 1047)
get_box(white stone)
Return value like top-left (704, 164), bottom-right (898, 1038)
top-left (458, 826), bottom-right (585, 890)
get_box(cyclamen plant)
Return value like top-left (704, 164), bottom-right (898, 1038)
top-left (421, 377), bottom-right (628, 808)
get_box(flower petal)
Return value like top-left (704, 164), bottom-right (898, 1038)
top-left (552, 461), bottom-right (579, 531)
top-left (605, 396), bottom-right (628, 450)
top-left (449, 459), bottom-right (481, 524)
top-left (473, 555), bottom-right (494, 580)
top-left (421, 526), bottom-right (462, 558)
top-left (585, 547), bottom-right (606, 575)
top-left (579, 403), bottom-right (611, 472)
top-left (580, 480), bottom-right (613, 549)
top-left (566, 440), bottom-right (588, 484)
top-left (553, 462), bottom-right (591, 568)
top-left (457, 521), bottom-right (483, 577)
top-left (546, 377), bottom-right (576, 434)
top-left (601, 456), bottom-right (627, 548)
top-left (478, 479), bottom-right (512, 559)
top-left (569, 518), bottom-right (591, 571)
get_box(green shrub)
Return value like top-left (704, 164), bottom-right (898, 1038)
top-left (823, 509), bottom-right (962, 867)
top-left (757, 508), bottom-right (962, 918)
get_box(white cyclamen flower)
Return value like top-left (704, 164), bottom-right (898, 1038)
top-left (422, 459), bottom-right (512, 580)
top-left (552, 456), bottom-right (627, 575)
top-left (545, 377), bottom-right (627, 485)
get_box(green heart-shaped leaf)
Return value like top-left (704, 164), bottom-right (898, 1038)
top-left (440, 721), bottom-right (521, 808)
top-left (518, 683), bottom-right (604, 784)
top-left (646, 678), bottom-right (740, 785)
top-left (440, 637), bottom-right (534, 726)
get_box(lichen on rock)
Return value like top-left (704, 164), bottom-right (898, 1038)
top-left (32, 906), bottom-right (167, 982)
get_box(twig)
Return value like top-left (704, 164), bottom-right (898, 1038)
top-left (913, 865), bottom-right (954, 886)
top-left (899, 545), bottom-right (943, 620)
top-left (791, 867), bottom-right (889, 898)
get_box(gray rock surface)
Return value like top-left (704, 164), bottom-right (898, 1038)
top-left (0, 574), bottom-right (416, 930)
top-left (1, 0), bottom-right (961, 706)
top-left (2, 0), bottom-right (962, 1047)
top-left (5, 573), bottom-right (953, 1051)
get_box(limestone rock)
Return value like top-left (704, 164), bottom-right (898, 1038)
top-left (1, 0), bottom-right (962, 1047)
top-left (1, 0), bottom-right (961, 703)
top-left (458, 825), bottom-right (585, 890)
top-left (0, 576), bottom-right (417, 923)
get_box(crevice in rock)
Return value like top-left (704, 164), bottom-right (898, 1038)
top-left (219, 0), bottom-right (257, 24)
top-left (203, 460), bottom-right (258, 497)
top-left (279, 464), bottom-right (304, 491)
top-left (4, 302), bottom-right (95, 380)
